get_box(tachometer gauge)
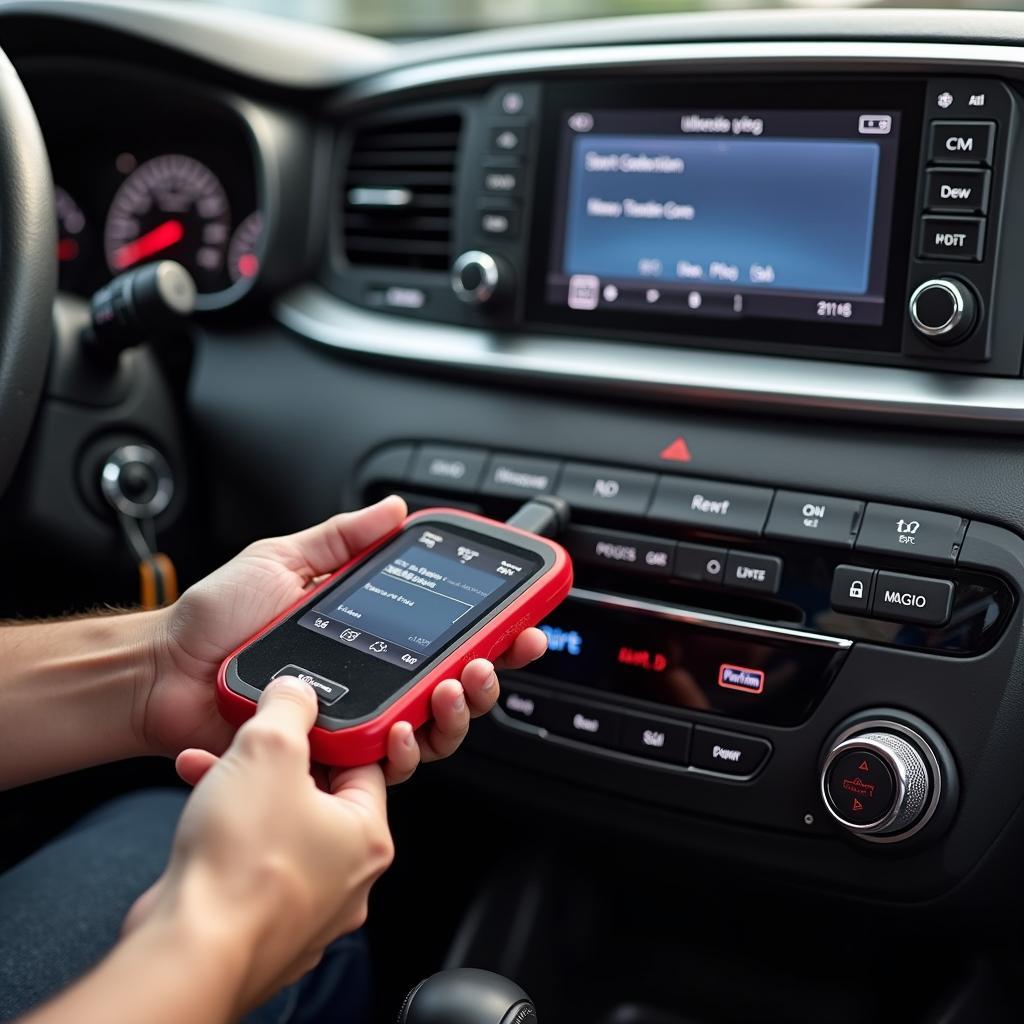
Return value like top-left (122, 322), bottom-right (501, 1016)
top-left (227, 211), bottom-right (263, 283)
top-left (103, 154), bottom-right (231, 292)
top-left (55, 186), bottom-right (95, 294)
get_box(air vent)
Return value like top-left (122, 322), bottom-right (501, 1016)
top-left (341, 112), bottom-right (462, 272)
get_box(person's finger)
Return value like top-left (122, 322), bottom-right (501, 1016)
top-left (176, 748), bottom-right (219, 786)
top-left (382, 721), bottom-right (421, 785)
top-left (328, 762), bottom-right (388, 819)
top-left (234, 677), bottom-right (318, 764)
top-left (494, 627), bottom-right (548, 670)
top-left (459, 658), bottom-right (500, 717)
top-left (282, 496), bottom-right (407, 578)
top-left (417, 679), bottom-right (470, 762)
top-left (122, 879), bottom-right (164, 937)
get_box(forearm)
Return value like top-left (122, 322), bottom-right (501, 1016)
top-left (0, 611), bottom-right (162, 789)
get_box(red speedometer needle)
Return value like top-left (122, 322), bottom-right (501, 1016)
top-left (112, 219), bottom-right (185, 270)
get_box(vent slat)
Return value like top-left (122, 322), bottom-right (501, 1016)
top-left (341, 112), bottom-right (462, 272)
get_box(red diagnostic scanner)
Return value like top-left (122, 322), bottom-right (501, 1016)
top-left (217, 508), bottom-right (572, 766)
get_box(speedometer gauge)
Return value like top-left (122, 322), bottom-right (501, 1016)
top-left (103, 154), bottom-right (231, 293)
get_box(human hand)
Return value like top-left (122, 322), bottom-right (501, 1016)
top-left (123, 678), bottom-right (394, 1016)
top-left (134, 495), bottom-right (547, 778)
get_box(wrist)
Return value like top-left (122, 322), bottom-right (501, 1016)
top-left (125, 606), bottom-right (175, 756)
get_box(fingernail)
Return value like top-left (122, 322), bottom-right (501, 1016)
top-left (402, 726), bottom-right (416, 749)
top-left (453, 690), bottom-right (467, 713)
top-left (481, 672), bottom-right (498, 693)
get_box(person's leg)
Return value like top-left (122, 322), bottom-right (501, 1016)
top-left (0, 788), bottom-right (373, 1024)
top-left (0, 788), bottom-right (188, 1021)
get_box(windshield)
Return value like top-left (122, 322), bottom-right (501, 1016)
top-left (201, 1), bottom-right (1019, 38)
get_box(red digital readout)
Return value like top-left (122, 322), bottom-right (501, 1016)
top-left (617, 646), bottom-right (668, 672)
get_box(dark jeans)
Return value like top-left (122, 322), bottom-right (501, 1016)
top-left (0, 789), bottom-right (371, 1023)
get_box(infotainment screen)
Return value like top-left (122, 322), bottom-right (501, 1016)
top-left (533, 85), bottom-right (920, 349)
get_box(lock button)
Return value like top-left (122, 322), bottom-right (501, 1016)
top-left (831, 565), bottom-right (875, 615)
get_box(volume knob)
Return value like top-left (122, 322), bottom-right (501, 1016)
top-left (908, 278), bottom-right (977, 344)
top-left (821, 728), bottom-right (934, 838)
top-left (451, 251), bottom-right (508, 305)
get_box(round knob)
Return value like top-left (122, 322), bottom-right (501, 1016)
top-left (100, 444), bottom-right (174, 519)
top-left (908, 278), bottom-right (977, 344)
top-left (399, 968), bottom-right (536, 1024)
top-left (451, 251), bottom-right (506, 305)
top-left (821, 728), bottom-right (935, 838)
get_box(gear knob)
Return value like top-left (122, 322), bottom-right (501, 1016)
top-left (399, 968), bottom-right (537, 1024)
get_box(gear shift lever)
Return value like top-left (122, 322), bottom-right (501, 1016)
top-left (399, 968), bottom-right (537, 1024)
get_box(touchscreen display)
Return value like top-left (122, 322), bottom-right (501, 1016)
top-left (546, 108), bottom-right (901, 329)
top-left (298, 524), bottom-right (543, 672)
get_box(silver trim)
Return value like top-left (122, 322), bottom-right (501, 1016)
top-left (569, 587), bottom-right (852, 649)
top-left (451, 250), bottom-right (500, 305)
top-left (821, 719), bottom-right (942, 844)
top-left (277, 284), bottom-right (1024, 429)
top-left (909, 279), bottom-right (966, 338)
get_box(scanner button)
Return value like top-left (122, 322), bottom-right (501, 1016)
top-left (273, 665), bottom-right (349, 707)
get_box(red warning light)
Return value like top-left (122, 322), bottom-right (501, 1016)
top-left (852, 798), bottom-right (864, 812)
top-left (659, 437), bottom-right (692, 463)
top-left (617, 646), bottom-right (668, 673)
top-left (859, 760), bottom-right (870, 772)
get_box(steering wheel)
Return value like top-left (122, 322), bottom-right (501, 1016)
top-left (0, 45), bottom-right (56, 498)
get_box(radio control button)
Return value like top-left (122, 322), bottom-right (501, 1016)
top-left (871, 571), bottom-right (954, 626)
top-left (479, 208), bottom-right (520, 238)
top-left (557, 463), bottom-right (656, 516)
top-left (765, 491), bottom-right (863, 546)
top-left (918, 216), bottom-right (985, 261)
top-left (908, 278), bottom-right (977, 342)
top-left (568, 525), bottom-right (673, 577)
top-left (489, 125), bottom-right (529, 155)
top-left (830, 565), bottom-right (874, 615)
top-left (928, 121), bottom-right (996, 165)
top-left (481, 453), bottom-right (560, 498)
top-left (691, 727), bottom-right (771, 777)
top-left (674, 541), bottom-right (728, 584)
top-left (546, 698), bottom-right (619, 747)
top-left (724, 551), bottom-right (782, 595)
top-left (855, 503), bottom-right (967, 562)
top-left (616, 712), bottom-right (692, 765)
top-left (482, 167), bottom-right (522, 195)
top-left (648, 476), bottom-right (774, 536)
top-left (409, 445), bottom-right (487, 491)
top-left (499, 686), bottom-right (551, 728)
top-left (925, 168), bottom-right (991, 213)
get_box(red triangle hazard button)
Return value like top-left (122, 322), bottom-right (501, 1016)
top-left (852, 798), bottom-right (864, 812)
top-left (660, 437), bottom-right (692, 463)
top-left (859, 760), bottom-right (870, 772)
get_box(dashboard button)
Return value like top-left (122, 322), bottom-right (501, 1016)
top-left (546, 698), bottom-right (619, 747)
top-left (925, 168), bottom-right (991, 214)
top-left (272, 665), bottom-right (348, 707)
top-left (674, 541), bottom-right (727, 584)
top-left (482, 167), bottom-right (522, 195)
top-left (409, 445), bottom-right (487, 491)
top-left (490, 125), bottom-right (529, 154)
top-left (568, 526), bottom-right (673, 577)
top-left (919, 216), bottom-right (985, 261)
top-left (871, 571), bottom-right (954, 626)
top-left (691, 727), bottom-right (771, 776)
top-left (481, 453), bottom-right (560, 498)
top-left (764, 491), bottom-right (862, 546)
top-left (557, 462), bottom-right (656, 516)
top-left (616, 712), bottom-right (692, 765)
top-left (825, 749), bottom-right (896, 827)
top-left (928, 120), bottom-right (996, 165)
top-left (480, 209), bottom-right (520, 238)
top-left (855, 503), bottom-right (966, 562)
top-left (831, 565), bottom-right (874, 615)
top-left (499, 687), bottom-right (551, 728)
top-left (723, 551), bottom-right (782, 595)
top-left (648, 476), bottom-right (773, 536)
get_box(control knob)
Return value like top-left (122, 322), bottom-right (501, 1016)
top-left (820, 725), bottom-right (938, 840)
top-left (451, 250), bottom-right (509, 305)
top-left (908, 277), bottom-right (977, 344)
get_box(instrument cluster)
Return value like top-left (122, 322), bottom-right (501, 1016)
top-left (25, 64), bottom-right (262, 308)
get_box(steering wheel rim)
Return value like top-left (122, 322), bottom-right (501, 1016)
top-left (0, 44), bottom-right (56, 498)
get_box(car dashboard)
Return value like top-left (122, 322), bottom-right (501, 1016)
top-left (5, 2), bottom-right (1024, 1019)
